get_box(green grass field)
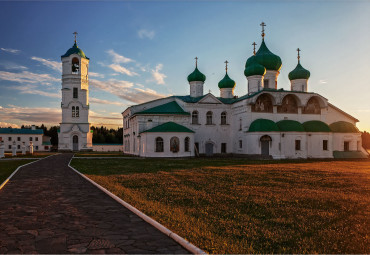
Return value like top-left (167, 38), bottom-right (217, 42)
top-left (71, 158), bottom-right (370, 254)
top-left (0, 160), bottom-right (35, 184)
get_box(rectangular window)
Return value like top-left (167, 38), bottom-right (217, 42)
top-left (221, 143), bottom-right (227, 153)
top-left (239, 140), bottom-right (242, 149)
top-left (195, 142), bottom-right (199, 154)
top-left (323, 140), bottom-right (328, 150)
top-left (36, 146), bottom-right (39, 150)
top-left (17, 145), bottom-right (20, 149)
top-left (8, 137), bottom-right (11, 141)
top-left (264, 79), bottom-right (269, 88)
top-left (344, 141), bottom-right (350, 151)
top-left (8, 145), bottom-right (11, 149)
top-left (295, 140), bottom-right (301, 150)
top-left (17, 137), bottom-right (20, 141)
top-left (73, 88), bottom-right (78, 99)
top-left (35, 137), bottom-right (38, 141)
top-left (29, 137), bottom-right (33, 141)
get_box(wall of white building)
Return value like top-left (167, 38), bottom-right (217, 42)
top-left (0, 134), bottom-right (47, 152)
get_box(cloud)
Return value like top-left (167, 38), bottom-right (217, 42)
top-left (138, 29), bottom-right (155, 40)
top-left (0, 122), bottom-right (20, 128)
top-left (11, 84), bottom-right (60, 98)
top-left (107, 49), bottom-right (133, 64)
top-left (151, 64), bottom-right (166, 85)
top-left (31, 57), bottom-right (62, 72)
top-left (0, 70), bottom-right (60, 85)
top-left (0, 62), bottom-right (28, 70)
top-left (90, 97), bottom-right (125, 106)
top-left (0, 105), bottom-right (61, 125)
top-left (89, 72), bottom-right (105, 78)
top-left (1, 48), bottom-right (20, 54)
top-left (90, 79), bottom-right (166, 104)
top-left (108, 64), bottom-right (138, 76)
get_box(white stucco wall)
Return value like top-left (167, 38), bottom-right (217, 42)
top-left (92, 144), bottom-right (123, 152)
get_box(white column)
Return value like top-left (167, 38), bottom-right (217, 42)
top-left (29, 142), bottom-right (34, 155)
top-left (21, 142), bottom-right (26, 155)
top-left (12, 141), bottom-right (17, 156)
top-left (0, 141), bottom-right (4, 158)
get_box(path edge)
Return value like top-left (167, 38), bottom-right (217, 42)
top-left (0, 154), bottom-right (58, 190)
top-left (68, 157), bottom-right (206, 255)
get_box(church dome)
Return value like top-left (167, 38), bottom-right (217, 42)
top-left (244, 55), bottom-right (266, 77)
top-left (253, 40), bottom-right (282, 71)
top-left (288, 62), bottom-right (310, 80)
top-left (61, 43), bottom-right (89, 59)
top-left (218, 73), bottom-right (235, 89)
top-left (187, 67), bottom-right (206, 82)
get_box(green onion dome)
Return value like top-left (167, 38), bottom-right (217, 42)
top-left (187, 67), bottom-right (206, 82)
top-left (288, 62), bottom-right (310, 80)
top-left (253, 40), bottom-right (282, 71)
top-left (244, 55), bottom-right (266, 77)
top-left (61, 43), bottom-right (89, 59)
top-left (218, 73), bottom-right (236, 89)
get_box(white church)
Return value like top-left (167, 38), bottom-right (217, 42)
top-left (121, 24), bottom-right (368, 159)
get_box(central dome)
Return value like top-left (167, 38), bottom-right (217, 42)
top-left (253, 40), bottom-right (282, 71)
top-left (61, 43), bottom-right (89, 59)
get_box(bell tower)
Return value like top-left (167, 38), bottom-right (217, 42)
top-left (58, 32), bottom-right (92, 151)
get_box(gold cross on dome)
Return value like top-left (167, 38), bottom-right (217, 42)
top-left (260, 22), bottom-right (266, 38)
top-left (73, 32), bottom-right (78, 43)
top-left (252, 42), bottom-right (257, 55)
top-left (224, 60), bottom-right (229, 73)
top-left (297, 48), bottom-right (301, 62)
top-left (195, 56), bottom-right (198, 67)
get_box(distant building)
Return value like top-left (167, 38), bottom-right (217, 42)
top-left (122, 24), bottom-right (368, 159)
top-left (58, 35), bottom-right (92, 151)
top-left (0, 125), bottom-right (51, 152)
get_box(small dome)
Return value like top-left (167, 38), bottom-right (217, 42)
top-left (244, 55), bottom-right (266, 77)
top-left (254, 40), bottom-right (282, 71)
top-left (218, 73), bottom-right (235, 89)
top-left (288, 63), bottom-right (310, 80)
top-left (187, 67), bottom-right (206, 82)
top-left (61, 43), bottom-right (89, 59)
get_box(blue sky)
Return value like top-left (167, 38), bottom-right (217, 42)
top-left (0, 1), bottom-right (370, 131)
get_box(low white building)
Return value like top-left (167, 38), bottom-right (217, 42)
top-left (122, 25), bottom-right (368, 159)
top-left (0, 126), bottom-right (51, 152)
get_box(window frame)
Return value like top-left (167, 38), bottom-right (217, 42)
top-left (155, 137), bottom-right (164, 152)
top-left (221, 112), bottom-right (227, 125)
top-left (192, 110), bottom-right (199, 124)
top-left (206, 111), bottom-right (213, 125)
top-left (295, 140), bottom-right (301, 151)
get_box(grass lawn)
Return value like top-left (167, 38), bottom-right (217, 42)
top-left (0, 159), bottom-right (35, 184)
top-left (71, 158), bottom-right (370, 254)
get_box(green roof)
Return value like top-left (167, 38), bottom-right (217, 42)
top-left (136, 101), bottom-right (190, 115)
top-left (248, 119), bottom-right (280, 132)
top-left (276, 120), bottom-right (305, 132)
top-left (254, 40), bottom-right (282, 71)
top-left (288, 62), bottom-right (310, 80)
top-left (329, 121), bottom-right (359, 133)
top-left (61, 43), bottom-right (89, 59)
top-left (218, 73), bottom-right (236, 89)
top-left (333, 151), bottom-right (368, 159)
top-left (302, 121), bottom-right (331, 132)
top-left (141, 122), bottom-right (194, 133)
top-left (0, 128), bottom-right (43, 135)
top-left (187, 67), bottom-right (206, 82)
top-left (244, 55), bottom-right (266, 77)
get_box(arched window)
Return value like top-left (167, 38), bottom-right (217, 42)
top-left (72, 106), bottom-right (75, 117)
top-left (184, 137), bottom-right (190, 152)
top-left (170, 137), bottom-right (180, 153)
top-left (252, 94), bottom-right (273, 113)
top-left (303, 97), bottom-right (321, 114)
top-left (206, 111), bottom-right (213, 125)
top-left (221, 112), bottom-right (227, 125)
top-left (72, 58), bottom-right (79, 74)
top-left (192, 110), bottom-right (199, 124)
top-left (277, 95), bottom-right (298, 113)
top-left (155, 137), bottom-right (164, 152)
top-left (76, 106), bottom-right (79, 117)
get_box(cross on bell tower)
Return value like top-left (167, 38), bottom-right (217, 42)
top-left (224, 60), bottom-right (228, 73)
top-left (252, 42), bottom-right (257, 55)
top-left (260, 22), bottom-right (266, 39)
top-left (73, 32), bottom-right (78, 43)
top-left (195, 56), bottom-right (198, 68)
top-left (297, 48), bottom-right (301, 63)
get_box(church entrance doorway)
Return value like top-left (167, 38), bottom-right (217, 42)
top-left (260, 135), bottom-right (272, 156)
top-left (73, 135), bottom-right (79, 151)
top-left (205, 142), bottom-right (214, 156)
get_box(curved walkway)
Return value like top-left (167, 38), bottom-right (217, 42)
top-left (0, 153), bottom-right (189, 254)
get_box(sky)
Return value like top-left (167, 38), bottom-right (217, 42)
top-left (0, 1), bottom-right (370, 131)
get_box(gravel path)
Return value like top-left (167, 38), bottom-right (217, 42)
top-left (0, 153), bottom-right (189, 254)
